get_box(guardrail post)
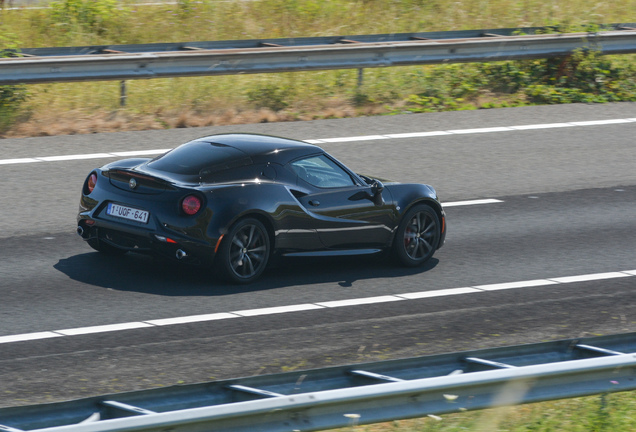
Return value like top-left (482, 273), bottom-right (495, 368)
top-left (357, 68), bottom-right (364, 88)
top-left (120, 80), bottom-right (127, 107)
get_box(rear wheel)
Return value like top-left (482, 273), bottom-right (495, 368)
top-left (217, 218), bottom-right (270, 284)
top-left (393, 204), bottom-right (440, 267)
top-left (87, 238), bottom-right (127, 256)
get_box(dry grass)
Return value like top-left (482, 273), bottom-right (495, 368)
top-left (4, 93), bottom-right (380, 138)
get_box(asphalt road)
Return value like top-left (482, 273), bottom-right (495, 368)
top-left (1, 103), bottom-right (635, 408)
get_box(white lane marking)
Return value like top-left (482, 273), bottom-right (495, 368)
top-left (0, 332), bottom-right (62, 344)
top-left (146, 312), bottom-right (237, 326)
top-left (316, 295), bottom-right (404, 308)
top-left (570, 119), bottom-right (634, 126)
top-left (2, 269), bottom-right (635, 345)
top-left (0, 158), bottom-right (41, 165)
top-left (1, 117), bottom-right (634, 166)
top-left (385, 131), bottom-right (452, 139)
top-left (549, 272), bottom-right (631, 284)
top-left (509, 122), bottom-right (575, 130)
top-left (396, 287), bottom-right (479, 299)
top-left (473, 279), bottom-right (558, 291)
top-left (447, 127), bottom-right (514, 134)
top-left (0, 149), bottom-right (172, 166)
top-left (308, 118), bottom-right (635, 144)
top-left (443, 198), bottom-right (503, 207)
top-left (233, 304), bottom-right (324, 317)
top-left (319, 135), bottom-right (389, 143)
top-left (55, 322), bottom-right (154, 336)
top-left (36, 153), bottom-right (114, 162)
top-left (111, 149), bottom-right (172, 157)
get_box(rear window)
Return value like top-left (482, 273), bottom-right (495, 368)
top-left (148, 140), bottom-right (252, 175)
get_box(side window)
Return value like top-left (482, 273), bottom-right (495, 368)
top-left (290, 155), bottom-right (356, 188)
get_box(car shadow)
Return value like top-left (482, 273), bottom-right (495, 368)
top-left (54, 251), bottom-right (439, 296)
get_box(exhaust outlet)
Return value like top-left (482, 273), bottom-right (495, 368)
top-left (176, 249), bottom-right (188, 260)
top-left (77, 226), bottom-right (85, 237)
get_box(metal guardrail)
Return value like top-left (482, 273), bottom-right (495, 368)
top-left (0, 24), bottom-right (635, 85)
top-left (2, 332), bottom-right (636, 432)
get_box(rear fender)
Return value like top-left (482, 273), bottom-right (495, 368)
top-left (204, 183), bottom-right (302, 241)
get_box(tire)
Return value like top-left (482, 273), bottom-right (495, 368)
top-left (87, 238), bottom-right (128, 256)
top-left (393, 204), bottom-right (440, 267)
top-left (217, 218), bottom-right (270, 284)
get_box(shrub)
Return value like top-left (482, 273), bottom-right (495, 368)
top-left (49, 0), bottom-right (126, 36)
top-left (403, 50), bottom-right (636, 113)
top-left (246, 84), bottom-right (293, 112)
top-left (0, 33), bottom-right (29, 134)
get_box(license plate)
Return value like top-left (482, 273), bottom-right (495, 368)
top-left (107, 203), bottom-right (149, 224)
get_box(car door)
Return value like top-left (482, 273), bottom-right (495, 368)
top-left (290, 155), bottom-right (395, 249)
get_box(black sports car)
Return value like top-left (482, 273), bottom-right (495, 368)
top-left (77, 133), bottom-right (446, 283)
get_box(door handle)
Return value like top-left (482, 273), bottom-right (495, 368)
top-left (308, 200), bottom-right (320, 207)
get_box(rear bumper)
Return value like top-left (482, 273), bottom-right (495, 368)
top-left (77, 216), bottom-right (216, 265)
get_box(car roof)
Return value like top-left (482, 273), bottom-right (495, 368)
top-left (195, 133), bottom-right (322, 164)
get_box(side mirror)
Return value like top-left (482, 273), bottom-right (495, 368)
top-left (371, 180), bottom-right (384, 206)
top-left (371, 180), bottom-right (384, 194)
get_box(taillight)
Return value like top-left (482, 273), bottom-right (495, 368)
top-left (181, 195), bottom-right (202, 215)
top-left (86, 173), bottom-right (98, 194)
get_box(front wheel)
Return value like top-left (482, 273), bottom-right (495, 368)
top-left (217, 218), bottom-right (270, 284)
top-left (393, 204), bottom-right (440, 267)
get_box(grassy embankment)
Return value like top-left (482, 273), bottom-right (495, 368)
top-left (0, 0), bottom-right (634, 137)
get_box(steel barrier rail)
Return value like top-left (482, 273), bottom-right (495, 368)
top-left (6, 354), bottom-right (636, 432)
top-left (2, 332), bottom-right (636, 431)
top-left (1, 30), bottom-right (636, 85)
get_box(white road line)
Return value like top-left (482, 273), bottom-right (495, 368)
top-left (0, 332), bottom-right (62, 344)
top-left (443, 198), bottom-right (503, 207)
top-left (396, 287), bottom-right (479, 299)
top-left (509, 122), bottom-right (575, 130)
top-left (549, 272), bottom-right (631, 284)
top-left (447, 127), bottom-right (514, 134)
top-left (1, 117), bottom-right (634, 166)
top-left (146, 312), bottom-right (237, 326)
top-left (316, 295), bottom-right (404, 308)
top-left (111, 149), bottom-right (172, 157)
top-left (2, 269), bottom-right (635, 345)
top-left (306, 117), bottom-right (635, 144)
top-left (54, 322), bottom-right (154, 336)
top-left (233, 304), bottom-right (324, 317)
top-left (473, 279), bottom-right (558, 291)
top-left (0, 158), bottom-right (41, 165)
top-left (36, 153), bottom-right (115, 162)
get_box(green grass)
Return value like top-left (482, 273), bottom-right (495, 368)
top-left (4, 0), bottom-right (635, 46)
top-left (333, 391), bottom-right (636, 432)
top-left (0, 0), bottom-right (635, 136)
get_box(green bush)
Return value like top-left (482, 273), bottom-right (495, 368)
top-left (523, 50), bottom-right (636, 104)
top-left (246, 83), bottom-right (293, 112)
top-left (0, 33), bottom-right (29, 134)
top-left (49, 0), bottom-right (127, 37)
top-left (404, 50), bottom-right (636, 113)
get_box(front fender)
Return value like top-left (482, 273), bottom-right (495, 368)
top-left (385, 183), bottom-right (446, 249)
